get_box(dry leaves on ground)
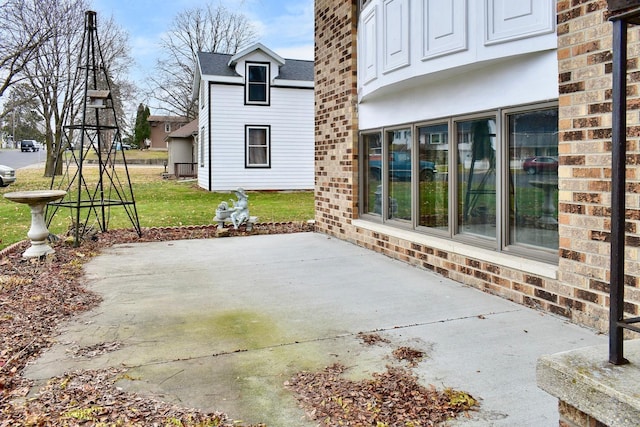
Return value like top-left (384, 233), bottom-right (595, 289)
top-left (1, 223), bottom-right (307, 426)
top-left (1, 222), bottom-right (477, 426)
top-left (286, 363), bottom-right (477, 426)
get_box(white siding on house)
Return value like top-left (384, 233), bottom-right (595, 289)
top-left (204, 83), bottom-right (314, 191)
top-left (197, 81), bottom-right (210, 190)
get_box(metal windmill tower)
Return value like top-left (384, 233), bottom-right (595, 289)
top-left (47, 10), bottom-right (141, 245)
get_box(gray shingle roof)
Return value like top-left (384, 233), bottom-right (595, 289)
top-left (197, 52), bottom-right (238, 78)
top-left (197, 51), bottom-right (313, 82)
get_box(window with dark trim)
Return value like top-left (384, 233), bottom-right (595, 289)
top-left (246, 63), bottom-right (269, 105)
top-left (245, 125), bottom-right (270, 167)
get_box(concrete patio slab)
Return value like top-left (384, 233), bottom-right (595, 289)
top-left (24, 232), bottom-right (606, 426)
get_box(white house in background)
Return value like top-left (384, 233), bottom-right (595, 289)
top-left (167, 118), bottom-right (198, 179)
top-left (193, 43), bottom-right (314, 191)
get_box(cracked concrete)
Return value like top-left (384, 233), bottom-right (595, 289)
top-left (24, 232), bottom-right (606, 426)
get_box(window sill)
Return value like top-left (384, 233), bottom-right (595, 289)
top-left (351, 219), bottom-right (558, 280)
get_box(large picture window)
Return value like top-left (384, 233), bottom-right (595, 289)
top-left (457, 117), bottom-right (497, 240)
top-left (246, 63), bottom-right (269, 105)
top-left (363, 132), bottom-right (383, 216)
top-left (387, 128), bottom-right (412, 221)
top-left (508, 108), bottom-right (558, 251)
top-left (418, 123), bottom-right (447, 231)
top-left (245, 125), bottom-right (270, 168)
top-left (360, 103), bottom-right (558, 261)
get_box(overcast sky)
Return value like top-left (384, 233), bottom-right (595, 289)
top-left (90, 0), bottom-right (314, 89)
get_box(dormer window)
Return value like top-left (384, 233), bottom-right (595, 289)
top-left (246, 62), bottom-right (269, 105)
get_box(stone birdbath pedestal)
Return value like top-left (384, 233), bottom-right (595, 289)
top-left (3, 190), bottom-right (66, 258)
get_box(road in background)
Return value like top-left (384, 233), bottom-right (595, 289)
top-left (0, 149), bottom-right (46, 169)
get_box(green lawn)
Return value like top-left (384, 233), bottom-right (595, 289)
top-left (0, 166), bottom-right (314, 250)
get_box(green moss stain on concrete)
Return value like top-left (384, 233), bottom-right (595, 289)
top-left (210, 309), bottom-right (282, 349)
top-left (121, 309), bottom-right (356, 426)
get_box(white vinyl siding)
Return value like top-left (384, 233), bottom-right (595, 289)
top-left (204, 83), bottom-right (313, 191)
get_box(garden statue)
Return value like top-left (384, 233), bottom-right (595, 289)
top-left (229, 188), bottom-right (249, 229)
top-left (215, 201), bottom-right (230, 221)
top-left (212, 188), bottom-right (253, 230)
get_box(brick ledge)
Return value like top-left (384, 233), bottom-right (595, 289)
top-left (351, 219), bottom-right (558, 279)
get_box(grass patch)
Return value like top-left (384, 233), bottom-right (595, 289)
top-left (0, 166), bottom-right (314, 250)
top-left (82, 149), bottom-right (168, 161)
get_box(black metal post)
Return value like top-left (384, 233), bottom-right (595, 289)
top-left (609, 17), bottom-right (628, 365)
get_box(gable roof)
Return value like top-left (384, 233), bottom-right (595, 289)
top-left (168, 118), bottom-right (198, 139)
top-left (197, 52), bottom-right (314, 82)
top-left (148, 115), bottom-right (189, 123)
top-left (228, 42), bottom-right (284, 67)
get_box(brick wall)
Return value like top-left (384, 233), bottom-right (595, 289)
top-left (314, 0), bottom-right (359, 237)
top-left (557, 0), bottom-right (640, 332)
top-left (558, 401), bottom-right (607, 427)
top-left (313, 0), bottom-right (640, 333)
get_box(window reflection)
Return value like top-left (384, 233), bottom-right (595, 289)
top-left (363, 133), bottom-right (382, 216)
top-left (387, 128), bottom-right (412, 221)
top-left (457, 118), bottom-right (496, 239)
top-left (418, 124), bottom-right (448, 230)
top-left (508, 109), bottom-right (558, 250)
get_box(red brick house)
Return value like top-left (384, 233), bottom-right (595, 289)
top-left (147, 115), bottom-right (189, 150)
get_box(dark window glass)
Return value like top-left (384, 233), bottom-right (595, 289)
top-left (247, 65), bottom-right (268, 103)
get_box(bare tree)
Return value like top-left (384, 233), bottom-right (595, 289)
top-left (19, 1), bottom-right (133, 176)
top-left (148, 4), bottom-right (257, 118)
top-left (0, 0), bottom-right (54, 101)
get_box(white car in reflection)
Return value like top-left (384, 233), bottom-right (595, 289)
top-left (0, 164), bottom-right (16, 187)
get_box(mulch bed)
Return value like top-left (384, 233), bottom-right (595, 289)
top-left (0, 223), bottom-right (477, 426)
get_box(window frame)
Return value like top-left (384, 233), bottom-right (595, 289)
top-left (500, 101), bottom-right (559, 262)
top-left (245, 125), bottom-right (271, 168)
top-left (199, 126), bottom-right (205, 167)
top-left (384, 125), bottom-right (415, 226)
top-left (452, 112), bottom-right (500, 250)
top-left (358, 101), bottom-right (559, 263)
top-left (415, 119), bottom-right (452, 238)
top-left (360, 130), bottom-right (384, 219)
top-left (245, 62), bottom-right (270, 106)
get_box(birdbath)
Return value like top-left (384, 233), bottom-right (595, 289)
top-left (529, 178), bottom-right (558, 225)
top-left (3, 190), bottom-right (66, 258)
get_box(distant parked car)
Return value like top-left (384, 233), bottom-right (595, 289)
top-left (369, 151), bottom-right (437, 181)
top-left (522, 156), bottom-right (558, 175)
top-left (0, 164), bottom-right (16, 187)
top-left (20, 140), bottom-right (40, 152)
